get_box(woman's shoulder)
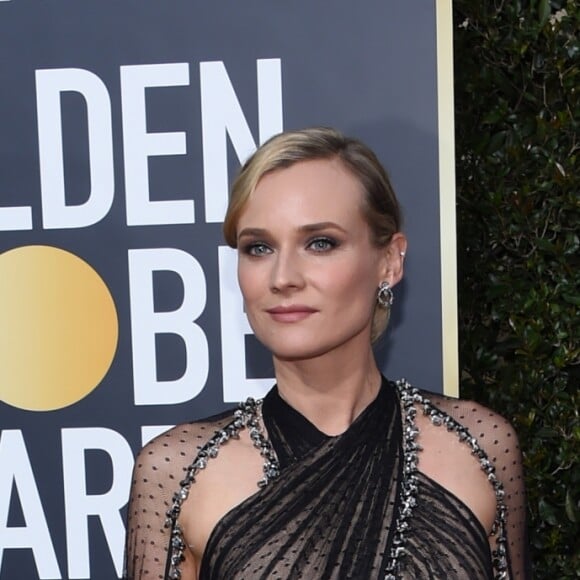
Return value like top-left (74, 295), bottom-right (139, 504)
top-left (411, 386), bottom-right (530, 577)
top-left (413, 386), bottom-right (523, 475)
top-left (131, 407), bottom-right (238, 484)
top-left (124, 408), bottom-right (239, 579)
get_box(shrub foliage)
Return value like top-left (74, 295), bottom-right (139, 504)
top-left (453, 1), bottom-right (579, 577)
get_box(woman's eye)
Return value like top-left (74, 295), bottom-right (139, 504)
top-left (308, 237), bottom-right (336, 252)
top-left (245, 243), bottom-right (272, 256)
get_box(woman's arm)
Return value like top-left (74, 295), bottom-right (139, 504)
top-left (124, 438), bottom-right (174, 579)
top-left (438, 395), bottom-right (532, 579)
top-left (124, 425), bottom-right (205, 580)
top-left (484, 413), bottom-right (531, 579)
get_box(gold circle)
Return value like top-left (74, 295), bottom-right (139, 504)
top-left (0, 245), bottom-right (118, 411)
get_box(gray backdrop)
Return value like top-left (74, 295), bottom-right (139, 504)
top-left (0, 1), bottom-right (454, 578)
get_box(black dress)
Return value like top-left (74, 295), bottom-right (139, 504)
top-left (124, 379), bottom-right (530, 579)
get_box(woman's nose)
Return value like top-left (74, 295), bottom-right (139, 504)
top-left (270, 250), bottom-right (305, 293)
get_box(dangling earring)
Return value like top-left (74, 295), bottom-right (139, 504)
top-left (377, 281), bottom-right (394, 309)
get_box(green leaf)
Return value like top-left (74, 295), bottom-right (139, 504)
top-left (487, 131), bottom-right (507, 154)
top-left (454, 0), bottom-right (578, 574)
top-left (538, 0), bottom-right (551, 27)
top-left (539, 499), bottom-right (558, 526)
top-left (535, 427), bottom-right (560, 439)
top-left (562, 294), bottom-right (580, 306)
top-left (565, 489), bottom-right (577, 523)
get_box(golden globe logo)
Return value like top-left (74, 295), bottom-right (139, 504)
top-left (0, 245), bottom-right (118, 411)
top-left (0, 57), bottom-right (284, 580)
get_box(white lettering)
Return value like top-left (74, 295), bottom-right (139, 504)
top-left (121, 63), bottom-right (194, 226)
top-left (141, 425), bottom-right (173, 447)
top-left (61, 427), bottom-right (133, 579)
top-left (0, 206), bottom-right (33, 231)
top-left (201, 59), bottom-right (283, 223)
top-left (218, 246), bottom-right (272, 402)
top-left (128, 248), bottom-right (208, 405)
top-left (0, 430), bottom-right (61, 579)
top-left (35, 68), bottom-right (114, 229)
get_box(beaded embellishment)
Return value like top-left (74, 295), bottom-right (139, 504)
top-left (164, 380), bottom-right (509, 580)
top-left (164, 398), bottom-right (279, 579)
top-left (389, 379), bottom-right (509, 580)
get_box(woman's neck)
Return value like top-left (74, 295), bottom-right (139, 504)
top-left (272, 350), bottom-right (382, 436)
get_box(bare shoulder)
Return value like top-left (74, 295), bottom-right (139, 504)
top-left (125, 411), bottom-right (237, 580)
top-left (414, 390), bottom-right (522, 534)
top-left (129, 406), bottom-right (266, 569)
top-left (171, 413), bottom-right (266, 567)
top-left (415, 390), bottom-right (530, 575)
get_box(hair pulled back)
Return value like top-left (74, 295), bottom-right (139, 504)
top-left (223, 127), bottom-right (403, 340)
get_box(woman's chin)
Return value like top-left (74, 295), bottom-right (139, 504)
top-left (267, 338), bottom-right (352, 363)
top-left (258, 335), bottom-right (326, 362)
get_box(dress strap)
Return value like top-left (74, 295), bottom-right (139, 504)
top-left (394, 379), bottom-right (509, 580)
top-left (163, 381), bottom-right (509, 580)
top-left (163, 398), bottom-right (279, 580)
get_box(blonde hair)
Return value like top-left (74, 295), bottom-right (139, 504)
top-left (224, 127), bottom-right (402, 341)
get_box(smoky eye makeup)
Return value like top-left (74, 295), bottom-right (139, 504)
top-left (306, 236), bottom-right (340, 252)
top-left (240, 240), bottom-right (272, 256)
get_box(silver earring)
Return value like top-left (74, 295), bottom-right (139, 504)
top-left (377, 281), bottom-right (394, 309)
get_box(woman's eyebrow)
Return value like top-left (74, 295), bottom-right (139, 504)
top-left (298, 222), bottom-right (347, 234)
top-left (238, 227), bottom-right (268, 239)
top-left (238, 222), bottom-right (348, 240)
top-left (238, 222), bottom-right (347, 240)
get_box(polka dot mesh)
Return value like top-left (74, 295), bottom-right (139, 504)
top-left (431, 393), bottom-right (529, 578)
top-left (124, 386), bottom-right (529, 579)
top-left (124, 413), bottom-right (235, 579)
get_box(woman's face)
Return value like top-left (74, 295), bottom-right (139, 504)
top-left (236, 158), bottom-right (404, 362)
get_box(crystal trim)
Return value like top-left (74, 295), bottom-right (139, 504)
top-left (164, 381), bottom-right (509, 580)
top-left (386, 379), bottom-right (509, 580)
top-left (164, 399), bottom-right (279, 580)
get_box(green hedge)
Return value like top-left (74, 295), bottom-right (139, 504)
top-left (453, 1), bottom-right (579, 577)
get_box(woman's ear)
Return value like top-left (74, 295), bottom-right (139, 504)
top-left (379, 232), bottom-right (407, 288)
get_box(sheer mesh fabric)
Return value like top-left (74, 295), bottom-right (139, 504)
top-left (403, 473), bottom-right (493, 578)
top-left (427, 393), bottom-right (530, 579)
top-left (199, 383), bottom-right (402, 579)
top-left (124, 411), bottom-right (235, 579)
top-left (124, 382), bottom-right (530, 580)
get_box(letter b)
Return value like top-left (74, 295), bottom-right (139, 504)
top-left (128, 248), bottom-right (208, 405)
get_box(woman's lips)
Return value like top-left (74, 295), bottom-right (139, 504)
top-left (265, 305), bottom-right (318, 322)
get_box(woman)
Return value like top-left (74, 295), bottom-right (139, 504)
top-left (124, 128), bottom-right (529, 579)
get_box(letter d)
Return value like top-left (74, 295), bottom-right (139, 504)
top-left (36, 68), bottom-right (114, 229)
